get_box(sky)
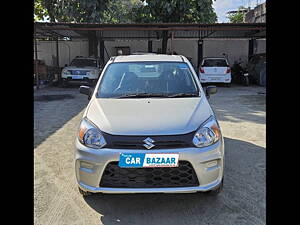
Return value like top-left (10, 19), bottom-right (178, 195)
top-left (213, 0), bottom-right (266, 23)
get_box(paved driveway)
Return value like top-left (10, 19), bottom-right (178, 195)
top-left (34, 84), bottom-right (266, 225)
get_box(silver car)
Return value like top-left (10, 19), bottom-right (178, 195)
top-left (75, 54), bottom-right (224, 196)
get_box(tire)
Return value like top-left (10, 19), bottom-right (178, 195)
top-left (205, 179), bottom-right (223, 196)
top-left (78, 187), bottom-right (92, 196)
top-left (226, 83), bottom-right (231, 87)
top-left (244, 77), bottom-right (249, 86)
top-left (61, 80), bottom-right (68, 88)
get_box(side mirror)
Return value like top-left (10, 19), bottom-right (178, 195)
top-left (205, 85), bottom-right (217, 99)
top-left (79, 85), bottom-right (92, 99)
top-left (64, 64), bottom-right (68, 67)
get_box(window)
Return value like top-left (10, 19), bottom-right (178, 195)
top-left (70, 58), bottom-right (97, 67)
top-left (202, 59), bottom-right (228, 67)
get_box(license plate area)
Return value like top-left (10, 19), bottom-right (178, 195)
top-left (118, 153), bottom-right (179, 168)
top-left (72, 75), bottom-right (84, 79)
top-left (210, 77), bottom-right (221, 81)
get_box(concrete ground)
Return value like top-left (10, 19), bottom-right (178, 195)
top-left (34, 84), bottom-right (266, 225)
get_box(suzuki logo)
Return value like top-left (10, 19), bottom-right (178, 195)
top-left (143, 137), bottom-right (155, 150)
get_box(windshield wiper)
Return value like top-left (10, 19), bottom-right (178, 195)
top-left (116, 93), bottom-right (170, 99)
top-left (168, 93), bottom-right (199, 98)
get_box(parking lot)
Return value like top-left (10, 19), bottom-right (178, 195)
top-left (34, 84), bottom-right (266, 225)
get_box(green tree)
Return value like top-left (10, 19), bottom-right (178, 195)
top-left (34, 0), bottom-right (111, 23)
top-left (34, 0), bottom-right (57, 22)
top-left (34, 0), bottom-right (143, 23)
top-left (227, 6), bottom-right (246, 23)
top-left (34, 0), bottom-right (217, 54)
top-left (104, 0), bottom-right (143, 23)
top-left (132, 0), bottom-right (217, 53)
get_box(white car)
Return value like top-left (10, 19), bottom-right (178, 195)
top-left (61, 56), bottom-right (102, 86)
top-left (75, 54), bottom-right (224, 196)
top-left (199, 57), bottom-right (231, 87)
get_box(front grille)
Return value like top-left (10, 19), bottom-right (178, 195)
top-left (102, 132), bottom-right (195, 150)
top-left (111, 141), bottom-right (190, 149)
top-left (100, 161), bottom-right (199, 188)
top-left (69, 70), bottom-right (89, 75)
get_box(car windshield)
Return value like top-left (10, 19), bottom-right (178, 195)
top-left (70, 58), bottom-right (97, 67)
top-left (202, 59), bottom-right (228, 67)
top-left (97, 62), bottom-right (199, 98)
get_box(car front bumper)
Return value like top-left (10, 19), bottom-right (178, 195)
top-left (75, 138), bottom-right (224, 194)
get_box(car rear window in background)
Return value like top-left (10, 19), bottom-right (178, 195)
top-left (202, 59), bottom-right (228, 67)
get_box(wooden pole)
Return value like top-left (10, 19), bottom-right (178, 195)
top-left (170, 31), bottom-right (174, 54)
top-left (56, 37), bottom-right (61, 83)
top-left (34, 26), bottom-right (39, 90)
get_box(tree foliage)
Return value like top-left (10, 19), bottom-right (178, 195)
top-left (227, 12), bottom-right (244, 23)
top-left (131, 0), bottom-right (217, 53)
top-left (227, 6), bottom-right (246, 23)
top-left (132, 0), bottom-right (217, 23)
top-left (104, 0), bottom-right (143, 23)
top-left (34, 0), bottom-right (142, 23)
top-left (34, 0), bottom-right (218, 53)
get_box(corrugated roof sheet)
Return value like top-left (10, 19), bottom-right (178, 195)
top-left (34, 22), bottom-right (266, 40)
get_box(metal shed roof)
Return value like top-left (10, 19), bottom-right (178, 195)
top-left (34, 22), bottom-right (266, 40)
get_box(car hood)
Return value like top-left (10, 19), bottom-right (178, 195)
top-left (85, 97), bottom-right (213, 135)
top-left (63, 66), bottom-right (98, 70)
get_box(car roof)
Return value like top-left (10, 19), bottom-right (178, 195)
top-left (202, 57), bottom-right (227, 60)
top-left (113, 54), bottom-right (186, 63)
top-left (131, 52), bottom-right (158, 55)
top-left (73, 56), bottom-right (98, 60)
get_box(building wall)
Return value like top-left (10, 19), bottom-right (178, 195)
top-left (203, 39), bottom-right (249, 66)
top-left (254, 39), bottom-right (266, 54)
top-left (244, 2), bottom-right (266, 23)
top-left (35, 39), bottom-right (89, 67)
top-left (102, 39), bottom-right (198, 66)
top-left (103, 39), bottom-right (149, 62)
top-left (167, 39), bottom-right (198, 67)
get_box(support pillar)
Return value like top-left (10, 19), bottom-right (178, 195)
top-left (56, 37), bottom-right (61, 83)
top-left (34, 26), bottom-right (39, 89)
top-left (148, 40), bottom-right (152, 53)
top-left (197, 39), bottom-right (203, 70)
top-left (99, 39), bottom-right (104, 66)
top-left (248, 38), bottom-right (255, 61)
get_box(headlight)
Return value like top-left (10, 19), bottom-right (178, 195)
top-left (193, 116), bottom-right (221, 148)
top-left (78, 118), bottom-right (106, 149)
top-left (62, 69), bottom-right (71, 75)
top-left (87, 70), bottom-right (96, 75)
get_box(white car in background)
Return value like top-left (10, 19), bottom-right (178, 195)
top-left (61, 56), bottom-right (102, 87)
top-left (199, 57), bottom-right (231, 87)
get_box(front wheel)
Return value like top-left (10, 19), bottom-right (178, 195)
top-left (78, 187), bottom-right (92, 196)
top-left (88, 79), bottom-right (97, 87)
top-left (61, 79), bottom-right (68, 87)
top-left (204, 179), bottom-right (223, 196)
top-left (244, 76), bottom-right (249, 86)
top-left (225, 83), bottom-right (231, 87)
